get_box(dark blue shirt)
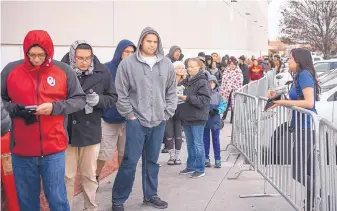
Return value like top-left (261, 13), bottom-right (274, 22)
top-left (289, 70), bottom-right (317, 128)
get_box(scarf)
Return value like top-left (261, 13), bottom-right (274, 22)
top-left (69, 40), bottom-right (94, 77)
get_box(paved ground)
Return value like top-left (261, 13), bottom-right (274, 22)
top-left (73, 121), bottom-right (295, 211)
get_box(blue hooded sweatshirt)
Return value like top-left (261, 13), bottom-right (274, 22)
top-left (103, 40), bottom-right (136, 124)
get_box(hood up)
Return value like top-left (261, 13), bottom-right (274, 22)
top-left (166, 45), bottom-right (182, 62)
top-left (135, 27), bottom-right (165, 63)
top-left (23, 30), bottom-right (54, 71)
top-left (111, 39), bottom-right (136, 67)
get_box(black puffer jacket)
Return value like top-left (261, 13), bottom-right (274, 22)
top-left (176, 71), bottom-right (211, 126)
top-left (1, 98), bottom-right (11, 136)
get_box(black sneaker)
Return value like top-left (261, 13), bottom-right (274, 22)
top-left (112, 204), bottom-right (124, 211)
top-left (174, 159), bottom-right (182, 165)
top-left (143, 196), bottom-right (168, 209)
top-left (179, 168), bottom-right (194, 175)
top-left (167, 159), bottom-right (175, 165)
top-left (190, 172), bottom-right (205, 178)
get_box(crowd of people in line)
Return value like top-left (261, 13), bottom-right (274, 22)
top-left (1, 26), bottom-right (290, 211)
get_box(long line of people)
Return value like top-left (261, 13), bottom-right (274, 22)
top-left (1, 27), bottom-right (266, 211)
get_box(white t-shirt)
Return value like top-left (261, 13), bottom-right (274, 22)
top-left (142, 56), bottom-right (157, 70)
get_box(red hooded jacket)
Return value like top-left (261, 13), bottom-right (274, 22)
top-left (1, 30), bottom-right (86, 156)
top-left (249, 65), bottom-right (264, 81)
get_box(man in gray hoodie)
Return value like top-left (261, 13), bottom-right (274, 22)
top-left (166, 45), bottom-right (183, 63)
top-left (112, 27), bottom-right (177, 211)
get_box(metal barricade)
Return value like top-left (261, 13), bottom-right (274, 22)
top-left (243, 76), bottom-right (269, 98)
top-left (318, 119), bottom-right (337, 211)
top-left (256, 76), bottom-right (269, 97)
top-left (257, 97), bottom-right (321, 211)
top-left (227, 71), bottom-right (337, 211)
top-left (246, 80), bottom-right (259, 97)
top-left (223, 84), bottom-right (249, 152)
top-left (265, 68), bottom-right (277, 89)
top-left (231, 92), bottom-right (258, 168)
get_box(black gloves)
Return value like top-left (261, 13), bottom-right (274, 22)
top-left (12, 104), bottom-right (37, 125)
top-left (209, 109), bottom-right (218, 116)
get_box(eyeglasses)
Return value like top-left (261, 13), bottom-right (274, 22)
top-left (76, 56), bottom-right (92, 63)
top-left (27, 53), bottom-right (47, 59)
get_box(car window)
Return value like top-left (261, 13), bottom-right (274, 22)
top-left (327, 91), bottom-right (337, 101)
top-left (315, 63), bottom-right (330, 72)
top-left (331, 62), bottom-right (337, 69)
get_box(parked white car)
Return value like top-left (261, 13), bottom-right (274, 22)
top-left (314, 60), bottom-right (337, 76)
top-left (316, 81), bottom-right (337, 125)
top-left (312, 56), bottom-right (324, 62)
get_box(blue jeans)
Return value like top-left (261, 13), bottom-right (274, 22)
top-left (184, 125), bottom-right (206, 173)
top-left (12, 151), bottom-right (69, 211)
top-left (203, 128), bottom-right (221, 161)
top-left (112, 120), bottom-right (166, 205)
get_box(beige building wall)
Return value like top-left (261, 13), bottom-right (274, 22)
top-left (1, 0), bottom-right (269, 68)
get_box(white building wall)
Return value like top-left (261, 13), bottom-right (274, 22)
top-left (1, 0), bottom-right (269, 69)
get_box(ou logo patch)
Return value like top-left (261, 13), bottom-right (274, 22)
top-left (47, 76), bottom-right (56, 87)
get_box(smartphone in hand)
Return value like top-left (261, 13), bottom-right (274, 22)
top-left (264, 94), bottom-right (282, 111)
top-left (25, 105), bottom-right (38, 113)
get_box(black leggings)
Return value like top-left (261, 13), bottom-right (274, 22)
top-left (164, 115), bottom-right (182, 150)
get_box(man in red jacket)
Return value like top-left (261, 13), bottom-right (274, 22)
top-left (248, 58), bottom-right (264, 81)
top-left (1, 30), bottom-right (86, 211)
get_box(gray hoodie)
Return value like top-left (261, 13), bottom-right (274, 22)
top-left (115, 27), bottom-right (177, 127)
top-left (166, 45), bottom-right (182, 63)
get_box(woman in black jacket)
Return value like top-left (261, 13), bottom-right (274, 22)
top-left (177, 58), bottom-right (211, 179)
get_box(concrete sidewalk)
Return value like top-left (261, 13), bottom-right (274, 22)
top-left (73, 122), bottom-right (294, 211)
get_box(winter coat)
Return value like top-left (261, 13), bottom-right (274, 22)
top-left (1, 98), bottom-right (11, 136)
top-left (61, 53), bottom-right (118, 147)
top-left (239, 63), bottom-right (249, 85)
top-left (176, 71), bottom-right (211, 125)
top-left (219, 67), bottom-right (243, 109)
top-left (249, 65), bottom-right (264, 81)
top-left (205, 86), bottom-right (227, 129)
top-left (1, 30), bottom-right (86, 156)
top-left (209, 68), bottom-right (223, 85)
